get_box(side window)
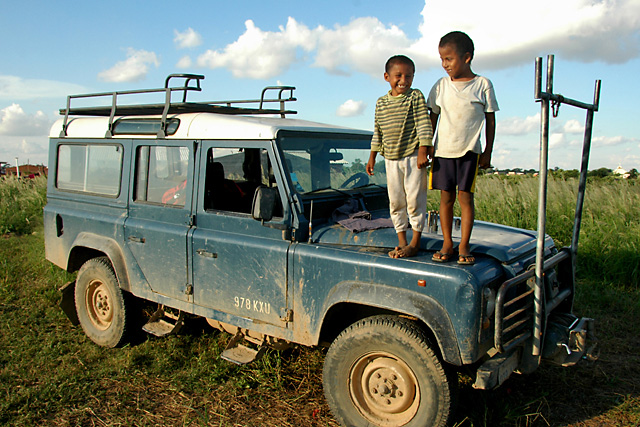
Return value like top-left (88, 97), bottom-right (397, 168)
top-left (56, 144), bottom-right (122, 196)
top-left (134, 145), bottom-right (189, 207)
top-left (204, 147), bottom-right (282, 216)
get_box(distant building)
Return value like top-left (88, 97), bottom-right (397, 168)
top-left (3, 164), bottom-right (48, 178)
top-left (613, 165), bottom-right (630, 179)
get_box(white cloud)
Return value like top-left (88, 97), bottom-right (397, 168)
top-left (497, 114), bottom-right (540, 135)
top-left (549, 132), bottom-right (566, 148)
top-left (197, 18), bottom-right (316, 79)
top-left (174, 28), bottom-right (203, 49)
top-left (0, 75), bottom-right (86, 100)
top-left (314, 17), bottom-right (411, 76)
top-left (185, 0), bottom-right (640, 84)
top-left (336, 99), bottom-right (366, 117)
top-left (416, 0), bottom-right (640, 69)
top-left (20, 138), bottom-right (47, 155)
top-left (593, 135), bottom-right (639, 146)
top-left (176, 55), bottom-right (193, 69)
top-left (194, 1), bottom-right (640, 80)
top-left (563, 119), bottom-right (584, 133)
top-left (0, 134), bottom-right (49, 166)
top-left (0, 104), bottom-right (51, 136)
top-left (98, 48), bottom-right (160, 83)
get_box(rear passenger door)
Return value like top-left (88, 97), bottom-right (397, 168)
top-left (124, 141), bottom-right (195, 302)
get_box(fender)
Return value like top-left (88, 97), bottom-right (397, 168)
top-left (69, 232), bottom-right (131, 292)
top-left (317, 281), bottom-right (462, 366)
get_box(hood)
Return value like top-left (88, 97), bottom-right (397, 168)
top-left (310, 219), bottom-right (554, 264)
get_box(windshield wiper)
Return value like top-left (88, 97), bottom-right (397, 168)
top-left (353, 183), bottom-right (386, 191)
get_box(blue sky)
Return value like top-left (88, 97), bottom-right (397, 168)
top-left (1, 0), bottom-right (639, 171)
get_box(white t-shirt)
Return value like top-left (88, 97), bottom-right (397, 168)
top-left (427, 75), bottom-right (499, 158)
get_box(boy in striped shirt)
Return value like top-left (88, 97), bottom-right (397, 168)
top-left (366, 55), bottom-right (433, 258)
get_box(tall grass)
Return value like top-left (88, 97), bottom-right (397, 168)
top-left (1, 174), bottom-right (639, 426)
top-left (474, 175), bottom-right (640, 287)
top-left (0, 175), bottom-right (47, 235)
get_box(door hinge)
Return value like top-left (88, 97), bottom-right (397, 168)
top-left (280, 309), bottom-right (293, 323)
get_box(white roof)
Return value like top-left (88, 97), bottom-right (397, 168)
top-left (613, 165), bottom-right (627, 175)
top-left (50, 113), bottom-right (371, 140)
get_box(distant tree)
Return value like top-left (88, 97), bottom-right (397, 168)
top-left (628, 168), bottom-right (638, 179)
top-left (587, 167), bottom-right (612, 178)
top-left (350, 158), bottom-right (365, 173)
top-left (563, 169), bottom-right (580, 179)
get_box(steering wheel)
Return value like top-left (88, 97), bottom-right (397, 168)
top-left (340, 172), bottom-right (369, 189)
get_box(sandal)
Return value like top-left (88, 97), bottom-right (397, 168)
top-left (457, 254), bottom-right (475, 265)
top-left (432, 251), bottom-right (453, 263)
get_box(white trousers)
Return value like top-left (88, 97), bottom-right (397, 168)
top-left (385, 152), bottom-right (428, 233)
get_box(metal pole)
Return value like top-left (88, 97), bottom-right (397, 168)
top-left (571, 80), bottom-right (601, 262)
top-left (15, 157), bottom-right (20, 179)
top-left (533, 55), bottom-right (553, 357)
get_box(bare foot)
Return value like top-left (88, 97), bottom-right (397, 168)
top-left (395, 244), bottom-right (419, 258)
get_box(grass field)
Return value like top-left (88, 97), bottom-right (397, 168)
top-left (1, 175), bottom-right (639, 426)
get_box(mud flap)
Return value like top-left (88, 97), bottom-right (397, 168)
top-left (59, 280), bottom-right (79, 326)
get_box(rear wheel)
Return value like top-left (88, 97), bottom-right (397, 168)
top-left (323, 315), bottom-right (453, 427)
top-left (75, 257), bottom-right (129, 347)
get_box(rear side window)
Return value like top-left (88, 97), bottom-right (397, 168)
top-left (134, 145), bottom-right (190, 206)
top-left (56, 144), bottom-right (123, 196)
top-left (112, 118), bottom-right (179, 136)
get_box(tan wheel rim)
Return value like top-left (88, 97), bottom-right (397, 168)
top-left (85, 279), bottom-right (113, 331)
top-left (349, 352), bottom-right (420, 426)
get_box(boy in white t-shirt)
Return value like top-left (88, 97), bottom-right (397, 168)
top-left (427, 31), bottom-right (499, 265)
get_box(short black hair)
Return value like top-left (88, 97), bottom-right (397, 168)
top-left (385, 55), bottom-right (415, 73)
top-left (439, 31), bottom-right (474, 61)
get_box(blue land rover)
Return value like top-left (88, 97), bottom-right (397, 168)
top-left (45, 70), bottom-right (596, 427)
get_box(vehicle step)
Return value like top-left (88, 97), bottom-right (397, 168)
top-left (221, 332), bottom-right (266, 365)
top-left (142, 307), bottom-right (184, 337)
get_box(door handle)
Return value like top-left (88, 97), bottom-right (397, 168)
top-left (128, 236), bottom-right (146, 243)
top-left (196, 249), bottom-right (217, 258)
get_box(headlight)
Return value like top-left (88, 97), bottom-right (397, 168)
top-left (484, 287), bottom-right (496, 319)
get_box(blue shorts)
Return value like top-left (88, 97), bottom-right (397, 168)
top-left (429, 151), bottom-right (479, 193)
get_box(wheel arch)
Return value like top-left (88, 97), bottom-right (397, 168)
top-left (316, 283), bottom-right (463, 366)
top-left (67, 232), bottom-right (131, 292)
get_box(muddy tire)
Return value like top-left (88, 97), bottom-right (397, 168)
top-left (75, 257), bottom-right (129, 347)
top-left (323, 315), bottom-right (453, 427)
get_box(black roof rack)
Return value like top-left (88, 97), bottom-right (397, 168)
top-left (59, 74), bottom-right (297, 138)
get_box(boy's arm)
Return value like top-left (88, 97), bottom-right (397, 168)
top-left (429, 111), bottom-right (439, 133)
top-left (414, 90), bottom-right (433, 149)
top-left (366, 151), bottom-right (378, 176)
top-left (479, 112), bottom-right (495, 169)
top-left (417, 146), bottom-right (430, 169)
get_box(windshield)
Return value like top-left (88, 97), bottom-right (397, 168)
top-left (279, 134), bottom-right (387, 194)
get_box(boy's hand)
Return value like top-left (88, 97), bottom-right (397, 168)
top-left (366, 151), bottom-right (377, 175)
top-left (417, 146), bottom-right (430, 169)
top-left (479, 151), bottom-right (492, 169)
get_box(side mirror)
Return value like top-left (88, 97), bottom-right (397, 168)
top-left (252, 186), bottom-right (277, 222)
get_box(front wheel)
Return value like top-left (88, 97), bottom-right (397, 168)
top-left (323, 315), bottom-right (454, 427)
top-left (75, 257), bottom-right (130, 348)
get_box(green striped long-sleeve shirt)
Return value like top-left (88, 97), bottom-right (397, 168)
top-left (371, 88), bottom-right (433, 160)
